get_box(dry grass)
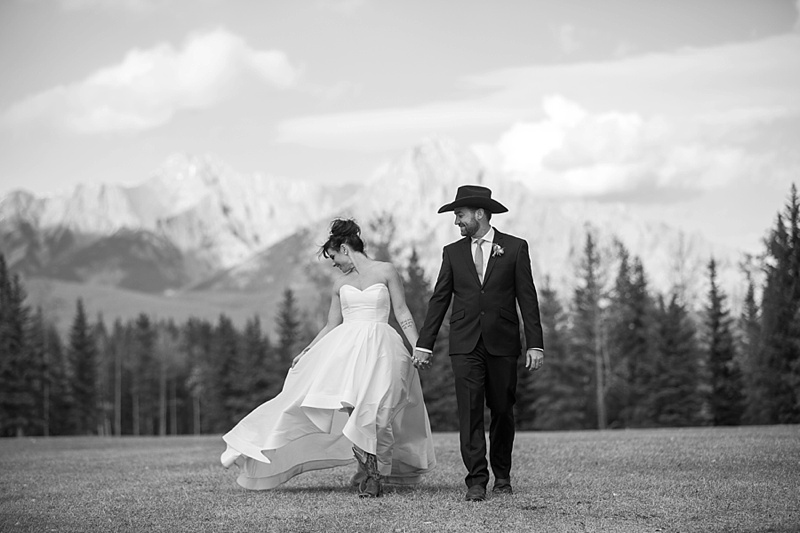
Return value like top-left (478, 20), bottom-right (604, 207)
top-left (1, 426), bottom-right (798, 532)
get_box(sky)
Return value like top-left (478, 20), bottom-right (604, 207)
top-left (0, 0), bottom-right (799, 252)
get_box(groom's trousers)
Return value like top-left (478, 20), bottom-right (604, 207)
top-left (450, 336), bottom-right (518, 489)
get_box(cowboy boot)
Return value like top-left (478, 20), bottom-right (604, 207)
top-left (352, 446), bottom-right (383, 498)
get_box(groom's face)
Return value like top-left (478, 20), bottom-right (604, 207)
top-left (453, 208), bottom-right (480, 238)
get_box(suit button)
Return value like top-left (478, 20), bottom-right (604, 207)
top-left (481, 311), bottom-right (485, 316)
top-left (481, 290), bottom-right (485, 294)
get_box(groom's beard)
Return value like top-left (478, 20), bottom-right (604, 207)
top-left (459, 220), bottom-right (479, 237)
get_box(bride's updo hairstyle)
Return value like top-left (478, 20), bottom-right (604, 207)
top-left (320, 218), bottom-right (365, 258)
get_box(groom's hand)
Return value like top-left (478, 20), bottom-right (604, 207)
top-left (412, 349), bottom-right (432, 370)
top-left (526, 348), bottom-right (544, 371)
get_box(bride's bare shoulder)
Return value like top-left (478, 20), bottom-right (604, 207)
top-left (374, 261), bottom-right (402, 283)
top-left (375, 260), bottom-right (399, 275)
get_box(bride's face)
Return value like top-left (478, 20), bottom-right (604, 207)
top-left (327, 246), bottom-right (353, 273)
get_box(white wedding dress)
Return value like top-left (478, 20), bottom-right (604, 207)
top-left (220, 283), bottom-right (436, 490)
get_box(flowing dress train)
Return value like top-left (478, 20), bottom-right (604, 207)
top-left (220, 283), bottom-right (436, 490)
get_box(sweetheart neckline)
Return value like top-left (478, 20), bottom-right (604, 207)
top-left (340, 283), bottom-right (387, 293)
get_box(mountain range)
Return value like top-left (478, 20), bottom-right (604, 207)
top-left (0, 137), bottom-right (749, 332)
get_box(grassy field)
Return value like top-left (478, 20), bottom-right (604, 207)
top-left (1, 426), bottom-right (798, 533)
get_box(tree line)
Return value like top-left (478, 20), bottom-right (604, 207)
top-left (1, 185), bottom-right (798, 436)
top-left (515, 184), bottom-right (800, 429)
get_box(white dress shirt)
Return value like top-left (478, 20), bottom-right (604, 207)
top-left (472, 227), bottom-right (495, 282)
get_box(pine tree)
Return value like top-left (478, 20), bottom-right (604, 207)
top-left (276, 288), bottom-right (302, 371)
top-left (44, 322), bottom-right (71, 435)
top-left (27, 307), bottom-right (49, 436)
top-left (131, 313), bottom-right (156, 435)
top-left (704, 258), bottom-right (744, 425)
top-left (606, 251), bottom-right (657, 428)
top-left (605, 244), bottom-right (633, 426)
top-left (570, 230), bottom-right (605, 429)
top-left (153, 323), bottom-right (180, 436)
top-left (234, 316), bottom-right (273, 417)
top-left (161, 319), bottom-right (190, 436)
top-left (759, 184), bottom-right (800, 423)
top-left (404, 247), bottom-right (431, 329)
top-left (650, 294), bottom-right (703, 427)
top-left (525, 281), bottom-right (581, 430)
top-left (0, 263), bottom-right (35, 436)
top-left (262, 341), bottom-right (286, 403)
top-left (627, 260), bottom-right (659, 426)
top-left (108, 319), bottom-right (126, 436)
top-left (67, 299), bottom-right (98, 434)
top-left (93, 314), bottom-right (112, 435)
top-left (738, 277), bottom-right (766, 424)
top-left (214, 314), bottom-right (241, 431)
top-left (184, 317), bottom-right (214, 434)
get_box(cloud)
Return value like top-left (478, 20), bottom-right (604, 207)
top-left (274, 31), bottom-right (800, 151)
top-left (276, 104), bottom-right (527, 150)
top-left (468, 33), bottom-right (800, 117)
top-left (2, 28), bottom-right (300, 134)
top-left (477, 95), bottom-right (791, 202)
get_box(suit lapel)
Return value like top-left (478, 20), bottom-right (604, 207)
top-left (482, 231), bottom-right (504, 286)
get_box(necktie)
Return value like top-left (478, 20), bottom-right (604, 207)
top-left (474, 238), bottom-right (485, 283)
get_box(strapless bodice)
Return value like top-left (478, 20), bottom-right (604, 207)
top-left (340, 283), bottom-right (390, 323)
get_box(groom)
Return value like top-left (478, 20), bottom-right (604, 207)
top-left (414, 184), bottom-right (544, 502)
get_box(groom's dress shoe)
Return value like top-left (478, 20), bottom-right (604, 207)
top-left (465, 485), bottom-right (487, 501)
top-left (492, 479), bottom-right (512, 495)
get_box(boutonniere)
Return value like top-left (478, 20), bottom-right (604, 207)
top-left (491, 244), bottom-right (505, 257)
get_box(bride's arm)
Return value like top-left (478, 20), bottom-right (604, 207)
top-left (386, 264), bottom-right (419, 348)
top-left (292, 285), bottom-right (343, 368)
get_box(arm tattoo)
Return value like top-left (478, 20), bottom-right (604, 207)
top-left (400, 318), bottom-right (415, 330)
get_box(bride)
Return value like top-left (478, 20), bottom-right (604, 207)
top-left (221, 219), bottom-right (436, 497)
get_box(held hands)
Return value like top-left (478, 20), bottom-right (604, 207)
top-left (526, 348), bottom-right (544, 371)
top-left (412, 349), bottom-right (432, 370)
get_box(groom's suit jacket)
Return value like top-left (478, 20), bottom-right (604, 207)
top-left (417, 229), bottom-right (544, 356)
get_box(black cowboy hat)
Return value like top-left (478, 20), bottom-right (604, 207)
top-left (437, 185), bottom-right (508, 214)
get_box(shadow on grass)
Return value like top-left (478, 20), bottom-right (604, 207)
top-left (275, 483), bottom-right (457, 495)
